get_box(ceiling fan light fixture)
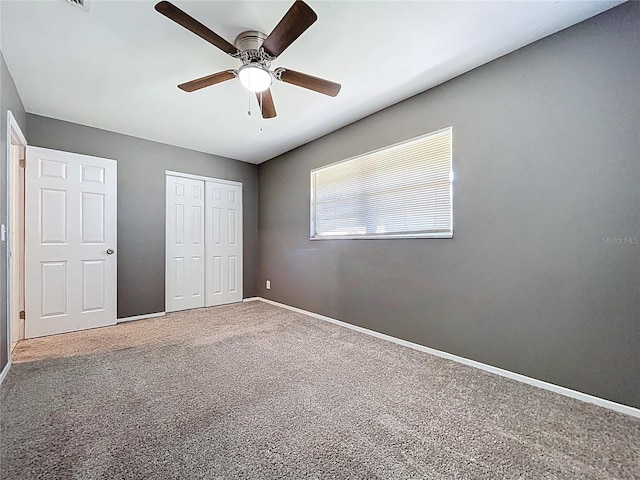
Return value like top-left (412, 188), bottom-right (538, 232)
top-left (238, 64), bottom-right (272, 92)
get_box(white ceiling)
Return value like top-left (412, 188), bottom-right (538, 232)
top-left (0, 0), bottom-right (622, 164)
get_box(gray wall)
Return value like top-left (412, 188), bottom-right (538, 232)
top-left (27, 115), bottom-right (258, 318)
top-left (258, 2), bottom-right (640, 408)
top-left (0, 51), bottom-right (27, 373)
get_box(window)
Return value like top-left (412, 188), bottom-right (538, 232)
top-left (310, 127), bottom-right (452, 239)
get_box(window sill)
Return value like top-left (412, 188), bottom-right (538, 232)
top-left (310, 232), bottom-right (453, 240)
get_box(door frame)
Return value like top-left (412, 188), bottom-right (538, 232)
top-left (165, 170), bottom-right (243, 310)
top-left (165, 170), bottom-right (243, 187)
top-left (6, 111), bottom-right (27, 356)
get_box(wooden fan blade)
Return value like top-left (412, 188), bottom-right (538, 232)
top-left (255, 89), bottom-right (277, 118)
top-left (262, 1), bottom-right (317, 58)
top-left (277, 69), bottom-right (341, 97)
top-left (178, 70), bottom-right (236, 92)
top-left (155, 1), bottom-right (238, 56)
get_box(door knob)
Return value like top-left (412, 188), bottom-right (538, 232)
top-left (106, 248), bottom-right (115, 255)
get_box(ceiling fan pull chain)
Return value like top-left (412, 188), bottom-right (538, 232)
top-left (248, 90), bottom-right (252, 116)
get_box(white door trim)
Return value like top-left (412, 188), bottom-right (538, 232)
top-left (6, 111), bottom-right (27, 358)
top-left (165, 170), bottom-right (242, 187)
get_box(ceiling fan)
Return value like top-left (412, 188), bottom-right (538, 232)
top-left (155, 0), bottom-right (341, 119)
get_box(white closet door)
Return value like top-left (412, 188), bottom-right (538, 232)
top-left (165, 175), bottom-right (205, 312)
top-left (205, 180), bottom-right (243, 306)
top-left (25, 147), bottom-right (117, 338)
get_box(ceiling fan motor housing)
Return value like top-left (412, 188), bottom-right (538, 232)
top-left (234, 31), bottom-right (268, 56)
top-left (234, 30), bottom-right (273, 75)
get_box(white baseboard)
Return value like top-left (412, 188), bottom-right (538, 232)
top-left (242, 297), bottom-right (261, 303)
top-left (0, 360), bottom-right (11, 386)
top-left (257, 297), bottom-right (640, 419)
top-left (117, 311), bottom-right (165, 323)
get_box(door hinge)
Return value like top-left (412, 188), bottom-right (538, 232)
top-left (19, 310), bottom-right (25, 320)
top-left (19, 159), bottom-right (26, 168)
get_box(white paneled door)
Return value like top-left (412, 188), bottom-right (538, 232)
top-left (165, 174), bottom-right (242, 312)
top-left (25, 147), bottom-right (117, 338)
top-left (165, 175), bottom-right (205, 312)
top-left (205, 180), bottom-right (243, 307)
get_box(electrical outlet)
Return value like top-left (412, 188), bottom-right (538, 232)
top-left (266, 280), bottom-right (271, 290)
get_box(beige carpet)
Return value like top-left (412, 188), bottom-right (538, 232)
top-left (1, 301), bottom-right (639, 479)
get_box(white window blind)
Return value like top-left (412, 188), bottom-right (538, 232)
top-left (310, 127), bottom-right (452, 239)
